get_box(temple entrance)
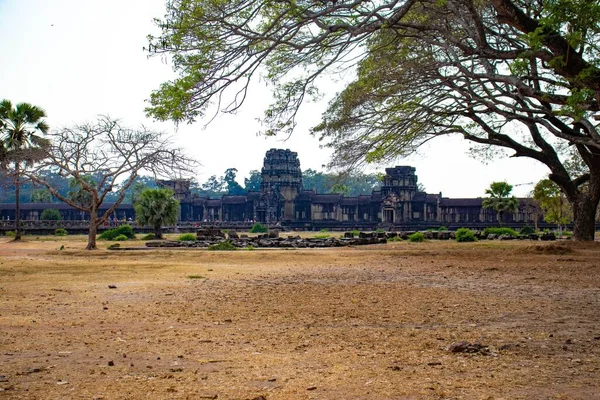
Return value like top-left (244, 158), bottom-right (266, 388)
top-left (383, 209), bottom-right (395, 223)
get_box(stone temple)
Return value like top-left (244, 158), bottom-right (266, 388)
top-left (159, 149), bottom-right (540, 230)
top-left (1, 148), bottom-right (543, 230)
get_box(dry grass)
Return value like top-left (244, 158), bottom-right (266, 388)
top-left (1, 237), bottom-right (599, 399)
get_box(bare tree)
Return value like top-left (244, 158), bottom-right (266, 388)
top-left (146, 0), bottom-right (600, 240)
top-left (23, 116), bottom-right (198, 249)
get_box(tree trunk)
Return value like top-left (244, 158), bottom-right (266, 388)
top-left (572, 194), bottom-right (599, 241)
top-left (14, 163), bottom-right (22, 241)
top-left (154, 223), bottom-right (163, 240)
top-left (87, 209), bottom-right (98, 250)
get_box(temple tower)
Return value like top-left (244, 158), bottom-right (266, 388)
top-left (381, 166), bottom-right (418, 223)
top-left (259, 149), bottom-right (302, 221)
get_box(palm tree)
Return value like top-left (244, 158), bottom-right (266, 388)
top-left (482, 181), bottom-right (519, 226)
top-left (134, 188), bottom-right (179, 239)
top-left (0, 100), bottom-right (49, 240)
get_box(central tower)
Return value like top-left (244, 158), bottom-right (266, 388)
top-left (259, 149), bottom-right (302, 221)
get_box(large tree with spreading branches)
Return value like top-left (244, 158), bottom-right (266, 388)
top-left (23, 116), bottom-right (197, 250)
top-left (146, 0), bottom-right (600, 240)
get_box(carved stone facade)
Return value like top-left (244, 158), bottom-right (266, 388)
top-left (0, 148), bottom-right (544, 228)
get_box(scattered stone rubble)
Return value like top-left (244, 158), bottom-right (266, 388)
top-left (144, 228), bottom-right (557, 249)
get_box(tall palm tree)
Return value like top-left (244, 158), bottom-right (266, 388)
top-left (0, 100), bottom-right (50, 240)
top-left (134, 188), bottom-right (179, 239)
top-left (482, 181), bottom-right (519, 226)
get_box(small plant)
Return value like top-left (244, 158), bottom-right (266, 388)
top-left (482, 227), bottom-right (518, 237)
top-left (561, 230), bottom-right (573, 237)
top-left (208, 240), bottom-right (237, 251)
top-left (99, 224), bottom-right (136, 240)
top-left (388, 236), bottom-right (403, 242)
top-left (438, 226), bottom-right (448, 231)
top-left (519, 226), bottom-right (536, 235)
top-left (320, 228), bottom-right (329, 232)
top-left (54, 228), bottom-right (68, 236)
top-left (455, 228), bottom-right (477, 242)
top-left (244, 246), bottom-right (255, 251)
top-left (375, 228), bottom-right (385, 233)
top-left (350, 230), bottom-right (360, 237)
top-left (141, 233), bottom-right (156, 240)
top-left (314, 234), bottom-right (330, 239)
top-left (250, 223), bottom-right (268, 233)
top-left (114, 234), bottom-right (129, 241)
top-left (178, 233), bottom-right (197, 241)
top-left (408, 232), bottom-right (425, 242)
top-left (5, 231), bottom-right (16, 238)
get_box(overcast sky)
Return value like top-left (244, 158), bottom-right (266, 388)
top-left (0, 0), bottom-right (551, 198)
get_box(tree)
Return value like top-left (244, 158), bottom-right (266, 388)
top-left (534, 179), bottom-right (572, 234)
top-left (201, 175), bottom-right (225, 196)
top-left (23, 116), bottom-right (197, 250)
top-left (40, 208), bottom-right (62, 221)
top-left (31, 189), bottom-right (52, 203)
top-left (482, 182), bottom-right (520, 226)
top-left (244, 170), bottom-right (262, 192)
top-left (223, 168), bottom-right (246, 195)
top-left (146, 1), bottom-right (600, 240)
top-left (0, 100), bottom-right (50, 240)
top-left (134, 188), bottom-right (179, 239)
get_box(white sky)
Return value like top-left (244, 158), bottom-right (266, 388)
top-left (0, 0), bottom-right (551, 198)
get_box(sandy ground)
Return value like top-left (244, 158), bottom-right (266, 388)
top-left (0, 237), bottom-right (599, 399)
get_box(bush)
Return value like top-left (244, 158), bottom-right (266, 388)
top-left (320, 228), bottom-right (329, 232)
top-left (5, 231), bottom-right (16, 238)
top-left (141, 233), bottom-right (156, 240)
top-left (107, 243), bottom-right (120, 249)
top-left (54, 228), bottom-right (68, 236)
top-left (41, 209), bottom-right (62, 221)
top-left (314, 234), bottom-right (330, 239)
top-left (388, 236), bottom-right (403, 242)
top-left (482, 227), bottom-right (518, 237)
top-left (250, 223), bottom-right (268, 233)
top-left (438, 226), bottom-right (448, 231)
top-left (519, 226), bottom-right (536, 235)
top-left (208, 240), bottom-right (237, 251)
top-left (99, 224), bottom-right (136, 240)
top-left (455, 228), bottom-right (477, 242)
top-left (114, 234), bottom-right (129, 241)
top-left (178, 233), bottom-right (197, 241)
top-left (408, 232), bottom-right (425, 242)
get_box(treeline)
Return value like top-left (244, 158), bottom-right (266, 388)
top-left (1, 168), bottom-right (383, 203)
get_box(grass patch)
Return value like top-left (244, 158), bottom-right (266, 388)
top-left (178, 233), bottom-right (197, 241)
top-left (388, 236), bottom-right (403, 242)
top-left (208, 241), bottom-right (237, 251)
top-left (314, 234), bottom-right (330, 239)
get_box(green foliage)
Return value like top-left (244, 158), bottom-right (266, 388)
top-left (438, 226), bottom-right (447, 231)
top-left (320, 228), bottom-right (329, 232)
top-left (208, 241), bottom-right (237, 251)
top-left (244, 246), bottom-right (256, 251)
top-left (519, 226), bottom-right (536, 235)
top-left (482, 182), bottom-right (519, 225)
top-left (54, 228), bottom-right (68, 236)
top-left (348, 230), bottom-right (360, 237)
top-left (314, 234), bottom-right (330, 239)
top-left (31, 189), bottom-right (52, 203)
top-left (114, 234), bottom-right (129, 241)
top-left (408, 232), bottom-right (425, 242)
top-left (533, 179), bottom-right (572, 228)
top-left (388, 236), bottom-right (403, 242)
top-left (250, 223), bottom-right (268, 233)
top-left (482, 227), bottom-right (518, 237)
top-left (244, 170), bottom-right (262, 192)
top-left (99, 225), bottom-right (135, 241)
top-left (135, 188), bottom-right (179, 239)
top-left (178, 233), bottom-right (197, 241)
top-left (41, 208), bottom-right (62, 221)
top-left (455, 228), bottom-right (477, 242)
top-left (107, 243), bottom-right (120, 249)
top-left (141, 233), bottom-right (156, 240)
top-left (5, 231), bottom-right (16, 238)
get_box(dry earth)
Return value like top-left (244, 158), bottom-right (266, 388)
top-left (1, 237), bottom-right (599, 399)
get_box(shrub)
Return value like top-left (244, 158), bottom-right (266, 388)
top-left (482, 227), bottom-right (518, 237)
top-left (250, 223), bottom-right (268, 233)
top-left (107, 243), bottom-right (120, 249)
top-left (349, 230), bottom-right (360, 237)
top-left (314, 234), bottom-right (330, 239)
top-left (114, 234), bottom-right (129, 241)
top-left (455, 228), bottom-right (477, 242)
top-left (5, 231), bottom-right (16, 238)
top-left (438, 226), bottom-right (448, 231)
top-left (54, 228), bottom-right (68, 236)
top-left (178, 233), bottom-right (197, 241)
top-left (208, 240), bottom-right (238, 251)
top-left (41, 209), bottom-right (62, 221)
top-left (141, 233), bottom-right (156, 240)
top-left (320, 228), bottom-right (329, 232)
top-left (99, 224), bottom-right (136, 240)
top-left (375, 228), bottom-right (385, 233)
top-left (519, 226), bottom-right (536, 235)
top-left (408, 232), bottom-right (425, 242)
top-left (388, 236), bottom-right (403, 242)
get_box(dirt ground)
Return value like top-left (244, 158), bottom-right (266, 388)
top-left (1, 236), bottom-right (599, 399)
